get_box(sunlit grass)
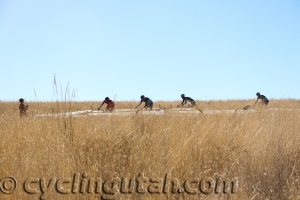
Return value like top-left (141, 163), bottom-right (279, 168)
top-left (0, 99), bottom-right (299, 199)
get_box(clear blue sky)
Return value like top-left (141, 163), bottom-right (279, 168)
top-left (1, 0), bottom-right (299, 102)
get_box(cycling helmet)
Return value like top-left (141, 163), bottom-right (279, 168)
top-left (105, 97), bottom-right (109, 100)
top-left (181, 94), bottom-right (185, 97)
top-left (256, 92), bottom-right (260, 96)
top-left (140, 95), bottom-right (145, 99)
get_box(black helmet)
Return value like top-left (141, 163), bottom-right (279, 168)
top-left (256, 92), bottom-right (260, 96)
top-left (105, 97), bottom-right (109, 100)
top-left (19, 98), bottom-right (24, 102)
top-left (140, 95), bottom-right (145, 99)
top-left (181, 94), bottom-right (185, 97)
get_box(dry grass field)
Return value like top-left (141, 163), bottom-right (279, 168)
top-left (0, 99), bottom-right (300, 200)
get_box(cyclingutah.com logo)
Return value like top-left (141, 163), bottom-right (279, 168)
top-left (1, 173), bottom-right (238, 199)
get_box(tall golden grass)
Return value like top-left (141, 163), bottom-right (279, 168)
top-left (0, 99), bottom-right (300, 199)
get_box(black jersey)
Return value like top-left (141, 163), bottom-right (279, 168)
top-left (181, 97), bottom-right (195, 105)
top-left (141, 97), bottom-right (151, 103)
top-left (257, 95), bottom-right (268, 102)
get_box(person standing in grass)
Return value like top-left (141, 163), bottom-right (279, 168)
top-left (255, 92), bottom-right (269, 105)
top-left (178, 94), bottom-right (196, 107)
top-left (136, 95), bottom-right (153, 110)
top-left (19, 98), bottom-right (28, 117)
top-left (98, 97), bottom-right (115, 112)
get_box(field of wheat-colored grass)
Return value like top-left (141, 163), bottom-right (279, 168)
top-left (0, 99), bottom-right (300, 200)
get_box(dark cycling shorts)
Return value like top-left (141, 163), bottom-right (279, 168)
top-left (145, 99), bottom-right (153, 108)
top-left (263, 99), bottom-right (269, 105)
